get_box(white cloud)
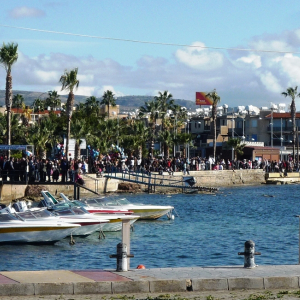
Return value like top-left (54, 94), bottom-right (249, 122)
top-left (236, 54), bottom-right (262, 68)
top-left (258, 71), bottom-right (283, 93)
top-left (175, 42), bottom-right (224, 70)
top-left (9, 6), bottom-right (46, 19)
top-left (53, 86), bottom-right (95, 97)
top-left (95, 86), bottom-right (125, 98)
top-left (276, 54), bottom-right (300, 86)
top-left (7, 28), bottom-right (300, 109)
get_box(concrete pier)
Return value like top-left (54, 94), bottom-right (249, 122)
top-left (0, 265), bottom-right (300, 296)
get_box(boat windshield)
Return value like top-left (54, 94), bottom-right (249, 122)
top-left (16, 209), bottom-right (52, 221)
top-left (54, 209), bottom-right (75, 216)
top-left (71, 207), bottom-right (86, 215)
top-left (0, 213), bottom-right (19, 221)
top-left (83, 197), bottom-right (131, 207)
top-left (16, 211), bottom-right (36, 219)
top-left (51, 202), bottom-right (76, 210)
top-left (32, 209), bottom-right (53, 218)
top-left (72, 200), bottom-right (86, 207)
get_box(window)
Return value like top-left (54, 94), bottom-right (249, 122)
top-left (252, 119), bottom-right (258, 128)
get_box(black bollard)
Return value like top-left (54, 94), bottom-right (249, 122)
top-left (110, 242), bottom-right (134, 272)
top-left (238, 240), bottom-right (261, 268)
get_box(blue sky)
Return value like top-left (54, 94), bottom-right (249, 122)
top-left (0, 0), bottom-right (300, 109)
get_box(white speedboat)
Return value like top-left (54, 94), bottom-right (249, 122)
top-left (82, 196), bottom-right (174, 220)
top-left (41, 191), bottom-right (133, 215)
top-left (40, 191), bottom-right (139, 232)
top-left (0, 212), bottom-right (80, 244)
top-left (10, 205), bottom-right (109, 237)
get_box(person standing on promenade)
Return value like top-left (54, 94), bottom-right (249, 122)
top-left (39, 159), bottom-right (46, 182)
top-left (28, 157), bottom-right (35, 183)
top-left (8, 157), bottom-right (14, 182)
top-left (20, 157), bottom-right (27, 182)
top-left (52, 159), bottom-right (60, 182)
top-left (46, 159), bottom-right (52, 182)
top-left (60, 157), bottom-right (68, 183)
top-left (35, 158), bottom-right (40, 182)
top-left (2, 157), bottom-right (8, 181)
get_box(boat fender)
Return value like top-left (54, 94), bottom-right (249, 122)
top-left (69, 233), bottom-right (76, 245)
top-left (137, 264), bottom-right (145, 269)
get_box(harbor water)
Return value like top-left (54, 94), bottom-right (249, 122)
top-left (0, 184), bottom-right (299, 271)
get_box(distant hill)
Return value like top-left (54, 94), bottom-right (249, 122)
top-left (0, 90), bottom-right (197, 112)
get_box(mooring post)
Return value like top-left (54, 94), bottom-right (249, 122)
top-left (77, 185), bottom-right (80, 200)
top-left (298, 216), bottom-right (300, 264)
top-left (148, 173), bottom-right (151, 193)
top-left (238, 240), bottom-right (261, 268)
top-left (122, 219), bottom-right (131, 269)
top-left (73, 184), bottom-right (77, 200)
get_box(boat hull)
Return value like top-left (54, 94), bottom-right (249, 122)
top-left (0, 225), bottom-right (77, 244)
top-left (128, 208), bottom-right (173, 220)
top-left (99, 218), bottom-right (137, 232)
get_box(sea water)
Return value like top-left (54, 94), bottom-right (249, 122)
top-left (1, 184), bottom-right (299, 271)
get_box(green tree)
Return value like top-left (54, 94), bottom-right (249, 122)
top-left (138, 99), bottom-right (160, 156)
top-left (227, 137), bottom-right (245, 161)
top-left (26, 119), bottom-right (53, 159)
top-left (158, 130), bottom-right (173, 158)
top-left (59, 68), bottom-right (79, 158)
top-left (21, 106), bottom-right (32, 127)
top-left (101, 90), bottom-right (116, 119)
top-left (206, 89), bottom-right (221, 161)
top-left (177, 132), bottom-right (193, 158)
top-left (32, 98), bottom-right (45, 123)
top-left (154, 91), bottom-right (174, 158)
top-left (282, 86), bottom-right (300, 162)
top-left (12, 94), bottom-right (24, 113)
top-left (71, 118), bottom-right (88, 160)
top-left (85, 96), bottom-right (100, 116)
top-left (0, 42), bottom-right (18, 150)
top-left (46, 90), bottom-right (61, 111)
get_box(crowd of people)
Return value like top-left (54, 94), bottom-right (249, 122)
top-left (0, 153), bottom-right (297, 184)
top-left (0, 156), bottom-right (88, 184)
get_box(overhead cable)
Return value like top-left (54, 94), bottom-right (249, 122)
top-left (0, 24), bottom-right (299, 54)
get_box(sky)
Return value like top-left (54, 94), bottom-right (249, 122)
top-left (0, 0), bottom-right (300, 109)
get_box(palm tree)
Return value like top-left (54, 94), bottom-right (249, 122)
top-left (154, 91), bottom-right (174, 158)
top-left (26, 118), bottom-right (53, 159)
top-left (46, 90), bottom-right (61, 111)
top-left (282, 86), bottom-right (300, 162)
top-left (85, 96), bottom-right (100, 116)
top-left (138, 99), bottom-right (160, 156)
top-left (59, 68), bottom-right (79, 158)
top-left (206, 89), bottom-right (221, 162)
top-left (227, 137), bottom-right (245, 161)
top-left (71, 118), bottom-right (87, 160)
top-left (0, 42), bottom-right (18, 151)
top-left (154, 90), bottom-right (174, 130)
top-left (12, 94), bottom-right (24, 114)
top-left (101, 90), bottom-right (116, 119)
top-left (32, 98), bottom-right (45, 123)
top-left (129, 120), bottom-right (149, 158)
top-left (21, 106), bottom-right (32, 127)
top-left (177, 132), bottom-right (193, 158)
top-left (158, 130), bottom-right (173, 158)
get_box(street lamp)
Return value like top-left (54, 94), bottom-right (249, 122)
top-left (280, 118), bottom-right (283, 162)
top-left (186, 119), bottom-right (190, 160)
top-left (241, 116), bottom-right (245, 141)
top-left (270, 109), bottom-right (274, 148)
top-left (231, 112), bottom-right (235, 161)
top-left (171, 113), bottom-right (178, 157)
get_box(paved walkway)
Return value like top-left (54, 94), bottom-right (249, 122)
top-left (0, 265), bottom-right (300, 296)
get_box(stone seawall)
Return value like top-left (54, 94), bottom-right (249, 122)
top-left (0, 170), bottom-right (265, 203)
top-left (188, 169), bottom-right (265, 187)
top-left (149, 169), bottom-right (266, 193)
